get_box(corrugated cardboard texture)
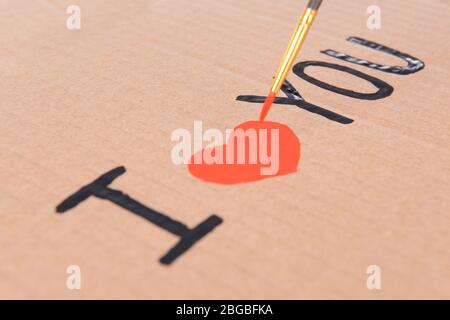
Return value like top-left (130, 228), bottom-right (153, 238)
top-left (1, 0), bottom-right (449, 299)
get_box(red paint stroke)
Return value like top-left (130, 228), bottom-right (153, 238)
top-left (188, 121), bottom-right (301, 185)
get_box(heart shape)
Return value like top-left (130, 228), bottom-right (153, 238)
top-left (188, 121), bottom-right (301, 184)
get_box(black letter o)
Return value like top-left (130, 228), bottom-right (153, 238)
top-left (293, 61), bottom-right (394, 100)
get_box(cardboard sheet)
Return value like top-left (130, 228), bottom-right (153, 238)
top-left (1, 0), bottom-right (449, 299)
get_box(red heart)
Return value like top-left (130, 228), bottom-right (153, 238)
top-left (188, 121), bottom-right (301, 184)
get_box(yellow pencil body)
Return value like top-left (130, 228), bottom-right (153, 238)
top-left (271, 8), bottom-right (318, 94)
top-left (259, 0), bottom-right (322, 121)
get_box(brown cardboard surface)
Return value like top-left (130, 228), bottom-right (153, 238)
top-left (0, 0), bottom-right (449, 299)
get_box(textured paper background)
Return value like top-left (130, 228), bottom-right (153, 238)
top-left (0, 0), bottom-right (449, 299)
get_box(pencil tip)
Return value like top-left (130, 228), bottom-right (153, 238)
top-left (259, 91), bottom-right (277, 122)
top-left (307, 0), bottom-right (323, 11)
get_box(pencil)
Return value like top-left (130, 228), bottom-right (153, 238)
top-left (259, 0), bottom-right (323, 121)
